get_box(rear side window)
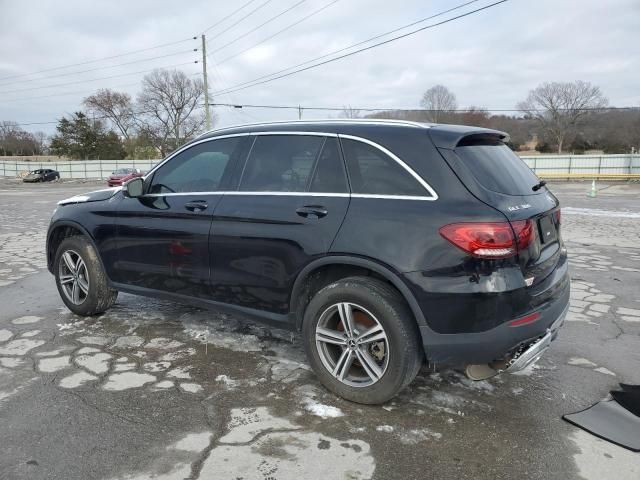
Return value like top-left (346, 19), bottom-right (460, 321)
top-left (454, 141), bottom-right (539, 195)
top-left (239, 135), bottom-right (323, 192)
top-left (341, 138), bottom-right (426, 196)
top-left (309, 137), bottom-right (348, 193)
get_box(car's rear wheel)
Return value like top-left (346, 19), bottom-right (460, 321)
top-left (302, 276), bottom-right (422, 404)
top-left (54, 236), bottom-right (117, 316)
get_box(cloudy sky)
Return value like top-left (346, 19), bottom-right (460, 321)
top-left (0, 0), bottom-right (638, 134)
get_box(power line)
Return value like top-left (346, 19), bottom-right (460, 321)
top-left (0, 61), bottom-right (199, 96)
top-left (210, 0), bottom-right (307, 54)
top-left (0, 49), bottom-right (198, 88)
top-left (11, 102), bottom-right (637, 129)
top-left (217, 0), bottom-right (338, 64)
top-left (220, 0), bottom-right (471, 65)
top-left (212, 0), bottom-right (497, 96)
top-left (10, 104), bottom-right (206, 128)
top-left (207, 0), bottom-right (275, 41)
top-left (209, 102), bottom-right (639, 113)
top-left (1, 73), bottom-right (202, 105)
top-left (0, 37), bottom-right (197, 82)
top-left (202, 0), bottom-right (259, 33)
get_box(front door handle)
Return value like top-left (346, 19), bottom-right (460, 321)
top-left (296, 205), bottom-right (328, 219)
top-left (185, 200), bottom-right (208, 212)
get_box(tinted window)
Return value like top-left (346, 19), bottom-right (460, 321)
top-left (239, 135), bottom-right (323, 192)
top-left (455, 142), bottom-right (539, 195)
top-left (309, 137), bottom-right (348, 193)
top-left (149, 138), bottom-right (240, 193)
top-left (342, 139), bottom-right (426, 196)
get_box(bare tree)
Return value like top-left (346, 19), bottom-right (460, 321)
top-left (457, 106), bottom-right (491, 128)
top-left (420, 85), bottom-right (457, 122)
top-left (33, 131), bottom-right (49, 154)
top-left (0, 121), bottom-right (42, 155)
top-left (83, 89), bottom-right (135, 140)
top-left (339, 105), bottom-right (361, 119)
top-left (136, 69), bottom-right (207, 156)
top-left (517, 80), bottom-right (608, 153)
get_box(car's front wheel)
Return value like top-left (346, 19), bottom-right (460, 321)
top-left (54, 236), bottom-right (118, 316)
top-left (302, 276), bottom-right (422, 404)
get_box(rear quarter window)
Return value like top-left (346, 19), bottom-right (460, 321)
top-left (454, 141), bottom-right (540, 195)
top-left (341, 138), bottom-right (428, 197)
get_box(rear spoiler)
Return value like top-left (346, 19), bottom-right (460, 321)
top-left (428, 125), bottom-right (509, 150)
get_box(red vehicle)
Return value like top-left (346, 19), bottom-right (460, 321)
top-left (107, 168), bottom-right (144, 187)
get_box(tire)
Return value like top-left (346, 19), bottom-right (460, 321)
top-left (54, 235), bottom-right (118, 316)
top-left (302, 276), bottom-right (422, 404)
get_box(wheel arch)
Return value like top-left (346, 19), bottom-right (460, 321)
top-left (47, 220), bottom-right (108, 279)
top-left (289, 256), bottom-right (428, 333)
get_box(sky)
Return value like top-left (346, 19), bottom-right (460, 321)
top-left (0, 0), bottom-right (638, 134)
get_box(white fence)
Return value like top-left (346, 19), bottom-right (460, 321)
top-left (0, 158), bottom-right (158, 179)
top-left (1, 154), bottom-right (639, 180)
top-left (521, 154), bottom-right (640, 175)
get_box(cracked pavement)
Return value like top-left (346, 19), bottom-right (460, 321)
top-left (0, 179), bottom-right (639, 480)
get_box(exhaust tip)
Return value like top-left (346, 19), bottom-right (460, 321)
top-left (464, 364), bottom-right (499, 381)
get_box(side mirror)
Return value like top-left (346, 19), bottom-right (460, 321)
top-left (124, 177), bottom-right (144, 198)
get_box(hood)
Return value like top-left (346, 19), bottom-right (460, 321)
top-left (109, 174), bottom-right (126, 179)
top-left (58, 187), bottom-right (121, 206)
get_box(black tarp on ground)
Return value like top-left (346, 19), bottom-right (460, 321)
top-left (610, 389), bottom-right (640, 417)
top-left (563, 399), bottom-right (640, 452)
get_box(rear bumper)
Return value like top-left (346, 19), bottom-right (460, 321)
top-left (502, 309), bottom-right (565, 373)
top-left (415, 259), bottom-right (570, 365)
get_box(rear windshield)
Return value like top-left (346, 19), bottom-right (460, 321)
top-left (454, 141), bottom-right (540, 195)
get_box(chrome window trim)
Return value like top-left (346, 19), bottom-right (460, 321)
top-left (140, 191), bottom-right (434, 201)
top-left (143, 130), bottom-right (438, 201)
top-left (338, 134), bottom-right (438, 201)
top-left (351, 194), bottom-right (435, 201)
top-left (141, 191), bottom-right (350, 198)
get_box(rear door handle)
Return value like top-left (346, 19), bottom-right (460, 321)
top-left (296, 205), bottom-right (328, 219)
top-left (185, 200), bottom-right (208, 211)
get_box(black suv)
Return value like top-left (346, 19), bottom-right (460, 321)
top-left (47, 120), bottom-right (569, 404)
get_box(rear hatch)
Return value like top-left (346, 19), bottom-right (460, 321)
top-left (436, 133), bottom-right (562, 286)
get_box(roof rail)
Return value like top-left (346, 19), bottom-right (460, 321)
top-left (196, 118), bottom-right (431, 138)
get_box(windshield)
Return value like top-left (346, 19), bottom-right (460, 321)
top-left (113, 168), bottom-right (134, 175)
top-left (454, 141), bottom-right (540, 195)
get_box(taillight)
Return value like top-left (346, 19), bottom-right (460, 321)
top-left (439, 220), bottom-right (535, 259)
top-left (511, 219), bottom-right (534, 251)
top-left (555, 209), bottom-right (561, 225)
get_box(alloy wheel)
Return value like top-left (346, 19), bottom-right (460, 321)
top-left (315, 302), bottom-right (390, 387)
top-left (58, 249), bottom-right (90, 305)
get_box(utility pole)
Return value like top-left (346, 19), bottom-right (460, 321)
top-left (201, 34), bottom-right (211, 131)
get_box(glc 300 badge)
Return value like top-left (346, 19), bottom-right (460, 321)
top-left (507, 204), bottom-right (532, 212)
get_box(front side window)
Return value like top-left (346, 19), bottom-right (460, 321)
top-left (341, 138), bottom-right (427, 196)
top-left (239, 135), bottom-right (324, 192)
top-left (149, 137), bottom-right (241, 194)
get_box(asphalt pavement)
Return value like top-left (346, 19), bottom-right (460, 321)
top-left (0, 178), bottom-right (639, 480)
